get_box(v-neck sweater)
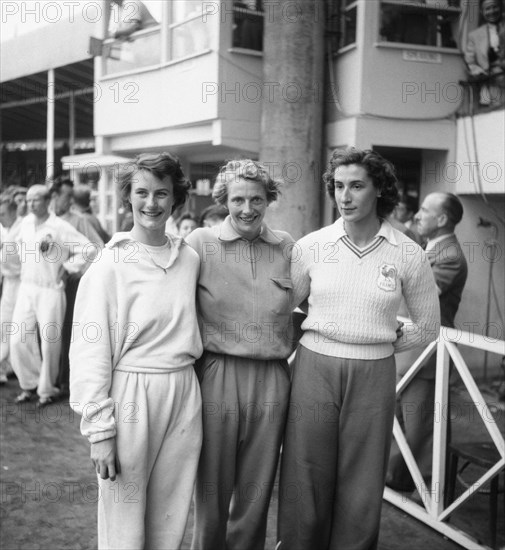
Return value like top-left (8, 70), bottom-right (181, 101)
top-left (291, 218), bottom-right (440, 360)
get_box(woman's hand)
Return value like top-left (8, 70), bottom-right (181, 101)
top-left (90, 438), bottom-right (121, 481)
top-left (395, 321), bottom-right (404, 340)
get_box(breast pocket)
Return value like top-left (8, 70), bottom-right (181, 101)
top-left (270, 277), bottom-right (293, 315)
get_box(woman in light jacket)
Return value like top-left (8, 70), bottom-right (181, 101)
top-left (70, 152), bottom-right (203, 550)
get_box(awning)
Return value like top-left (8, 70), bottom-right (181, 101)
top-left (61, 152), bottom-right (133, 170)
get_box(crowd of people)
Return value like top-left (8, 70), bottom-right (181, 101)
top-left (0, 146), bottom-right (473, 550)
top-left (0, 178), bottom-right (219, 399)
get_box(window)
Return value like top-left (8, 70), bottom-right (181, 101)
top-left (327, 0), bottom-right (358, 52)
top-left (103, 1), bottom-right (212, 75)
top-left (379, 0), bottom-right (461, 49)
top-left (170, 0), bottom-right (211, 60)
top-left (104, 0), bottom-right (161, 74)
top-left (233, 0), bottom-right (264, 51)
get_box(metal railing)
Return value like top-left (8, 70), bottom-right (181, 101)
top-left (457, 73), bottom-right (505, 117)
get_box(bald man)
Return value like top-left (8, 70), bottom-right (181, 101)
top-left (10, 185), bottom-right (97, 407)
top-left (387, 192), bottom-right (468, 492)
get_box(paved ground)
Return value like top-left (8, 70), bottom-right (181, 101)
top-left (0, 377), bottom-right (503, 550)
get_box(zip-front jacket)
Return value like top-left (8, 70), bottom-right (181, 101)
top-left (186, 216), bottom-right (295, 360)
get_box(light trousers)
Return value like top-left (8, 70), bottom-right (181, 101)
top-left (97, 365), bottom-right (202, 550)
top-left (0, 276), bottom-right (20, 376)
top-left (11, 283), bottom-right (65, 398)
top-left (277, 345), bottom-right (396, 550)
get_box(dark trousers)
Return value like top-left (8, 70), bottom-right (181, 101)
top-left (57, 274), bottom-right (80, 392)
top-left (277, 345), bottom-right (396, 550)
top-left (191, 351), bottom-right (290, 550)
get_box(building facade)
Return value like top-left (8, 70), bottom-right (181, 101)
top-left (1, 0), bottom-right (504, 375)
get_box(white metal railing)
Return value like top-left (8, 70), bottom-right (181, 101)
top-left (385, 324), bottom-right (505, 550)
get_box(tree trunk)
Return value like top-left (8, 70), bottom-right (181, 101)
top-left (260, 0), bottom-right (326, 239)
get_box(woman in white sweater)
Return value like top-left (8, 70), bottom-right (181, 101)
top-left (277, 148), bottom-right (440, 550)
top-left (70, 153), bottom-right (203, 550)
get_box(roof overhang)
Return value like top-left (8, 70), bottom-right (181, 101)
top-left (61, 153), bottom-right (133, 170)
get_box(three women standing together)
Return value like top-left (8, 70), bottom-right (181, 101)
top-left (70, 148), bottom-right (439, 550)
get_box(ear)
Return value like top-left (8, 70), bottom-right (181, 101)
top-left (437, 212), bottom-right (448, 228)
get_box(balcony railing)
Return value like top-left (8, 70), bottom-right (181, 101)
top-left (103, 27), bottom-right (162, 75)
top-left (457, 73), bottom-right (505, 117)
top-left (385, 321), bottom-right (505, 550)
top-left (101, 14), bottom-right (213, 77)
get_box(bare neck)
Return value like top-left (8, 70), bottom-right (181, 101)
top-left (34, 213), bottom-right (50, 226)
top-left (344, 218), bottom-right (381, 247)
top-left (130, 225), bottom-right (168, 246)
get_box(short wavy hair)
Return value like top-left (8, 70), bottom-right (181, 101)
top-left (212, 159), bottom-right (281, 206)
top-left (323, 147), bottom-right (399, 218)
top-left (118, 152), bottom-right (190, 213)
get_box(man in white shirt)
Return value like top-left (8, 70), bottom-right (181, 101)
top-left (110, 0), bottom-right (157, 40)
top-left (465, 0), bottom-right (504, 105)
top-left (10, 185), bottom-right (97, 407)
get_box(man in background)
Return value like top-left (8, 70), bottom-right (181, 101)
top-left (72, 184), bottom-right (110, 243)
top-left (10, 185), bottom-right (96, 407)
top-left (395, 195), bottom-right (422, 244)
top-left (387, 192), bottom-right (468, 492)
top-left (0, 194), bottom-right (23, 384)
top-left (49, 177), bottom-right (104, 396)
top-left (465, 0), bottom-right (505, 106)
top-left (110, 0), bottom-right (157, 40)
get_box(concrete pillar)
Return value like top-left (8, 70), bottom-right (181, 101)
top-left (260, 0), bottom-right (326, 239)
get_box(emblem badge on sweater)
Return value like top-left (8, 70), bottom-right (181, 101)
top-left (377, 263), bottom-right (397, 291)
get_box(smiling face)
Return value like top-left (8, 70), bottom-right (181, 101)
top-left (130, 170), bottom-right (174, 243)
top-left (482, 0), bottom-right (502, 24)
top-left (226, 178), bottom-right (268, 240)
top-left (333, 164), bottom-right (380, 227)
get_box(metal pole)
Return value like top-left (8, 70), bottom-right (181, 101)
top-left (46, 68), bottom-right (55, 182)
top-left (69, 92), bottom-right (75, 156)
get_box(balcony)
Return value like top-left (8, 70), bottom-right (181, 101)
top-left (455, 74), bottom-right (505, 195)
top-left (457, 73), bottom-right (505, 117)
top-left (94, 10), bottom-right (263, 157)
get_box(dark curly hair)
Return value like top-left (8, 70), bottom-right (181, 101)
top-left (117, 152), bottom-right (190, 213)
top-left (323, 147), bottom-right (399, 218)
top-left (212, 159), bottom-right (281, 206)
